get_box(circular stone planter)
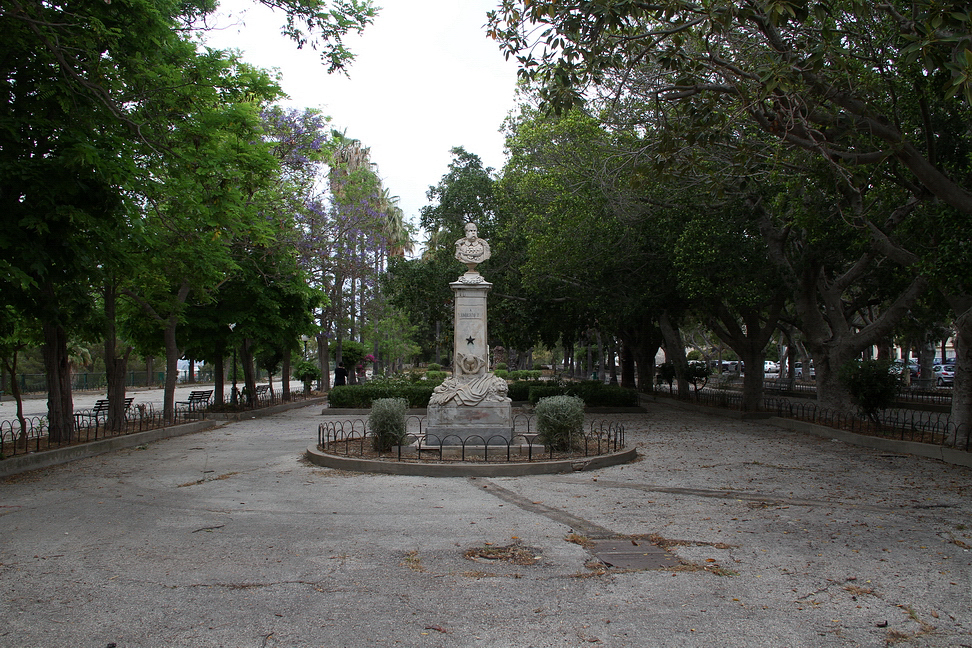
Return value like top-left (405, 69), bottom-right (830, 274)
top-left (305, 444), bottom-right (638, 477)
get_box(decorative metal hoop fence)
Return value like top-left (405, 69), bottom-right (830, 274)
top-left (655, 386), bottom-right (971, 452)
top-left (0, 403), bottom-right (175, 458)
top-left (0, 389), bottom-right (313, 460)
top-left (317, 415), bottom-right (625, 463)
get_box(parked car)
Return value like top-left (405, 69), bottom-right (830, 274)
top-left (764, 360), bottom-right (780, 375)
top-left (794, 362), bottom-right (815, 378)
top-left (933, 364), bottom-right (954, 387)
top-left (891, 360), bottom-right (919, 379)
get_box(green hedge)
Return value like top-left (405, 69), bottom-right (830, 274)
top-left (328, 383), bottom-right (437, 408)
top-left (527, 381), bottom-right (638, 407)
top-left (507, 380), bottom-right (547, 401)
top-left (328, 379), bottom-right (638, 409)
top-left (495, 370), bottom-right (542, 382)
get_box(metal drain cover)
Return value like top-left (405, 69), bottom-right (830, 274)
top-left (591, 539), bottom-right (675, 570)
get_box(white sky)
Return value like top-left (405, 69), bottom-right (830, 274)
top-left (202, 0), bottom-right (521, 237)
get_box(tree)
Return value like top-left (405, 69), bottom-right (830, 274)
top-left (489, 1), bottom-right (972, 420)
top-left (121, 53), bottom-right (285, 422)
top-left (2, 0), bottom-right (376, 435)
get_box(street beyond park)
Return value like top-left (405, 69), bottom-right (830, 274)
top-left (0, 400), bottom-right (970, 647)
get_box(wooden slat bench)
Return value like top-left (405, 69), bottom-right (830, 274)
top-left (90, 397), bottom-right (134, 415)
top-left (176, 390), bottom-right (213, 412)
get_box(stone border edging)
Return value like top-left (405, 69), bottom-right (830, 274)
top-left (207, 397), bottom-right (327, 420)
top-left (0, 419), bottom-right (218, 479)
top-left (305, 444), bottom-right (638, 477)
top-left (769, 416), bottom-right (972, 468)
top-left (321, 406), bottom-right (647, 416)
top-left (644, 395), bottom-right (972, 469)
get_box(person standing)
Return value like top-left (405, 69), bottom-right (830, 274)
top-left (334, 362), bottom-right (348, 387)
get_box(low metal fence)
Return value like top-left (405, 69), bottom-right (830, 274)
top-left (317, 416), bottom-right (625, 463)
top-left (0, 389), bottom-right (313, 460)
top-left (765, 398), bottom-right (971, 451)
top-left (653, 385), bottom-right (970, 452)
top-left (0, 403), bottom-right (188, 458)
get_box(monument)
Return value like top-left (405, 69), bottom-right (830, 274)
top-left (425, 223), bottom-right (513, 445)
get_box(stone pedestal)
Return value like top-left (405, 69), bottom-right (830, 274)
top-left (426, 270), bottom-right (512, 445)
top-left (425, 400), bottom-right (512, 445)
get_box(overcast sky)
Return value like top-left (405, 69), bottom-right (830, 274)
top-left (202, 0), bottom-right (521, 239)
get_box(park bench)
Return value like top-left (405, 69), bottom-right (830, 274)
top-left (176, 390), bottom-right (213, 412)
top-left (90, 397), bottom-right (134, 415)
top-left (255, 385), bottom-right (270, 396)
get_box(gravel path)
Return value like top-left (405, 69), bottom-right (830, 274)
top-left (0, 402), bottom-right (969, 647)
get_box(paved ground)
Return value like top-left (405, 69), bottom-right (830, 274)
top-left (0, 402), bottom-right (970, 647)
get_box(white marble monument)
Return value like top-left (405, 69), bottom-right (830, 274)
top-left (426, 223), bottom-right (513, 445)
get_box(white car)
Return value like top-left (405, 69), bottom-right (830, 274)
top-left (794, 362), bottom-right (815, 378)
top-left (764, 361), bottom-right (780, 375)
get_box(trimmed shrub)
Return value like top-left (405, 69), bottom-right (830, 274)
top-left (493, 369), bottom-right (509, 379)
top-left (509, 369), bottom-right (542, 381)
top-left (527, 381), bottom-right (638, 407)
top-left (838, 359), bottom-right (902, 424)
top-left (369, 398), bottom-right (407, 452)
top-left (327, 382), bottom-right (437, 408)
top-left (425, 370), bottom-right (447, 383)
top-left (294, 360), bottom-right (321, 393)
top-left (507, 380), bottom-right (547, 401)
top-left (494, 362), bottom-right (508, 371)
top-left (427, 363), bottom-right (442, 371)
top-left (535, 395), bottom-right (585, 451)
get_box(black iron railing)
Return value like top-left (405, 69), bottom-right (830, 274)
top-left (317, 416), bottom-right (625, 463)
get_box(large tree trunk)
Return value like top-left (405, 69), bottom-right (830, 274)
top-left (619, 338), bottom-right (636, 389)
top-left (42, 321), bottom-right (73, 443)
top-left (946, 297), bottom-right (972, 447)
top-left (104, 282), bottom-right (131, 432)
top-left (758, 203), bottom-right (928, 413)
top-left (707, 301), bottom-right (783, 411)
top-left (213, 350), bottom-right (225, 406)
top-left (162, 317), bottom-right (180, 423)
top-left (658, 311), bottom-right (691, 398)
top-left (1, 352), bottom-right (28, 443)
top-left (281, 354), bottom-right (291, 400)
top-left (240, 337), bottom-right (257, 406)
top-left (319, 331), bottom-right (330, 391)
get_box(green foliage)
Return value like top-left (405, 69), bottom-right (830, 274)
top-left (509, 369), bottom-right (543, 381)
top-left (686, 362), bottom-right (711, 392)
top-left (294, 360), bottom-right (321, 391)
top-left (327, 382), bottom-right (436, 408)
top-left (657, 363), bottom-right (676, 387)
top-left (494, 362), bottom-right (508, 371)
top-left (526, 381), bottom-right (638, 407)
top-left (494, 369), bottom-right (510, 379)
top-left (427, 363), bottom-right (442, 371)
top-left (424, 370), bottom-right (447, 383)
top-left (368, 398), bottom-right (408, 452)
top-left (838, 359), bottom-right (903, 421)
top-left (507, 380), bottom-right (546, 401)
top-left (337, 340), bottom-right (366, 368)
top-left (535, 395), bottom-right (585, 451)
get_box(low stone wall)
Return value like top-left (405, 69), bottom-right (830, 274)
top-left (644, 394), bottom-right (972, 469)
top-left (0, 419), bottom-right (217, 479)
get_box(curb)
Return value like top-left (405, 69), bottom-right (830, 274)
top-left (305, 444), bottom-right (639, 477)
top-left (207, 397), bottom-right (327, 421)
top-left (0, 419), bottom-right (218, 479)
top-left (645, 395), bottom-right (972, 468)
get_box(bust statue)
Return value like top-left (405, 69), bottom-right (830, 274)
top-left (454, 222), bottom-right (490, 271)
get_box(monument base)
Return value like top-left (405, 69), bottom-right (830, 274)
top-left (426, 400), bottom-right (512, 446)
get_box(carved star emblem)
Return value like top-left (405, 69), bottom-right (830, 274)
top-left (466, 336), bottom-right (476, 345)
